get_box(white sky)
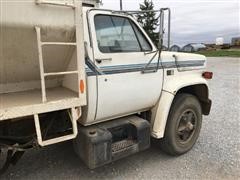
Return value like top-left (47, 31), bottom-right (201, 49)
top-left (100, 0), bottom-right (240, 46)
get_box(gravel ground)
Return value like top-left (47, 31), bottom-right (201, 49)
top-left (1, 57), bottom-right (240, 180)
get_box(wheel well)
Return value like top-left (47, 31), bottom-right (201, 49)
top-left (176, 84), bottom-right (211, 115)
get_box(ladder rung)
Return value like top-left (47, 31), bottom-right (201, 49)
top-left (41, 42), bottom-right (77, 46)
top-left (44, 71), bottom-right (78, 76)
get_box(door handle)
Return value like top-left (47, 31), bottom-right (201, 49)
top-left (95, 58), bottom-right (112, 63)
top-left (142, 69), bottom-right (157, 74)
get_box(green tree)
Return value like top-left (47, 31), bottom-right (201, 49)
top-left (137, 0), bottom-right (159, 46)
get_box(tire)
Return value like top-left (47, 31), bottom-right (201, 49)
top-left (159, 93), bottom-right (202, 156)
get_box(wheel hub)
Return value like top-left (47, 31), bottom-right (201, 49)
top-left (176, 109), bottom-right (197, 143)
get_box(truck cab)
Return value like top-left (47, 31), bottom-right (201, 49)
top-left (81, 6), bottom-right (211, 136)
top-left (75, 5), bottom-right (211, 168)
top-left (82, 8), bottom-right (163, 125)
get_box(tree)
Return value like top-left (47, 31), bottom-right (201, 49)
top-left (137, 0), bottom-right (159, 46)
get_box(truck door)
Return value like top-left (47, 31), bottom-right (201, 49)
top-left (88, 10), bottom-right (163, 122)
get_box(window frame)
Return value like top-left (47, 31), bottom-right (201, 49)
top-left (94, 14), bottom-right (153, 54)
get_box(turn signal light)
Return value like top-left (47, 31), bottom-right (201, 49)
top-left (202, 71), bottom-right (213, 79)
top-left (80, 80), bottom-right (85, 93)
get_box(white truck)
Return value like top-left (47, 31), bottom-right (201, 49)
top-left (0, 0), bottom-right (212, 173)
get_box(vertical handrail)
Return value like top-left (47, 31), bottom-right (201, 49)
top-left (35, 27), bottom-right (47, 103)
top-left (74, 0), bottom-right (86, 100)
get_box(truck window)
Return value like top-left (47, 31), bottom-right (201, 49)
top-left (131, 22), bottom-right (152, 51)
top-left (94, 15), bottom-right (152, 53)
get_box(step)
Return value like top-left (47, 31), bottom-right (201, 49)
top-left (34, 107), bottom-right (78, 146)
top-left (44, 71), bottom-right (78, 77)
top-left (112, 139), bottom-right (138, 160)
top-left (112, 139), bottom-right (137, 153)
top-left (41, 42), bottom-right (77, 46)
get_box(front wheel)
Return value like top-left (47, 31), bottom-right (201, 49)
top-left (159, 93), bottom-right (202, 155)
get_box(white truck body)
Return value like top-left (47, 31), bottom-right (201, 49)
top-left (0, 0), bottom-right (212, 172)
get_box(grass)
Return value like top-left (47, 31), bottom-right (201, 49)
top-left (196, 50), bottom-right (240, 57)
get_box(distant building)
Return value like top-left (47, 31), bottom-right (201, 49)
top-left (216, 37), bottom-right (224, 45)
top-left (231, 37), bottom-right (240, 46)
top-left (182, 44), bottom-right (194, 52)
top-left (170, 45), bottom-right (181, 52)
top-left (182, 43), bottom-right (206, 52)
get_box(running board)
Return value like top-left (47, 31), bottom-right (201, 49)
top-left (73, 116), bottom-right (150, 169)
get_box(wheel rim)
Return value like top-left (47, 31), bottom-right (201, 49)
top-left (176, 109), bottom-right (197, 144)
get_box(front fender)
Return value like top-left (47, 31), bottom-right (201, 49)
top-left (163, 71), bottom-right (208, 95)
top-left (151, 71), bottom-right (209, 139)
top-left (151, 90), bottom-right (174, 138)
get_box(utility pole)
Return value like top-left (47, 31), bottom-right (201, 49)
top-left (120, 0), bottom-right (122, 10)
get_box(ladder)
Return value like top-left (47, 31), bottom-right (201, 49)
top-left (35, 26), bottom-right (79, 102)
top-left (35, 0), bottom-right (83, 103)
top-left (34, 0), bottom-right (84, 146)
